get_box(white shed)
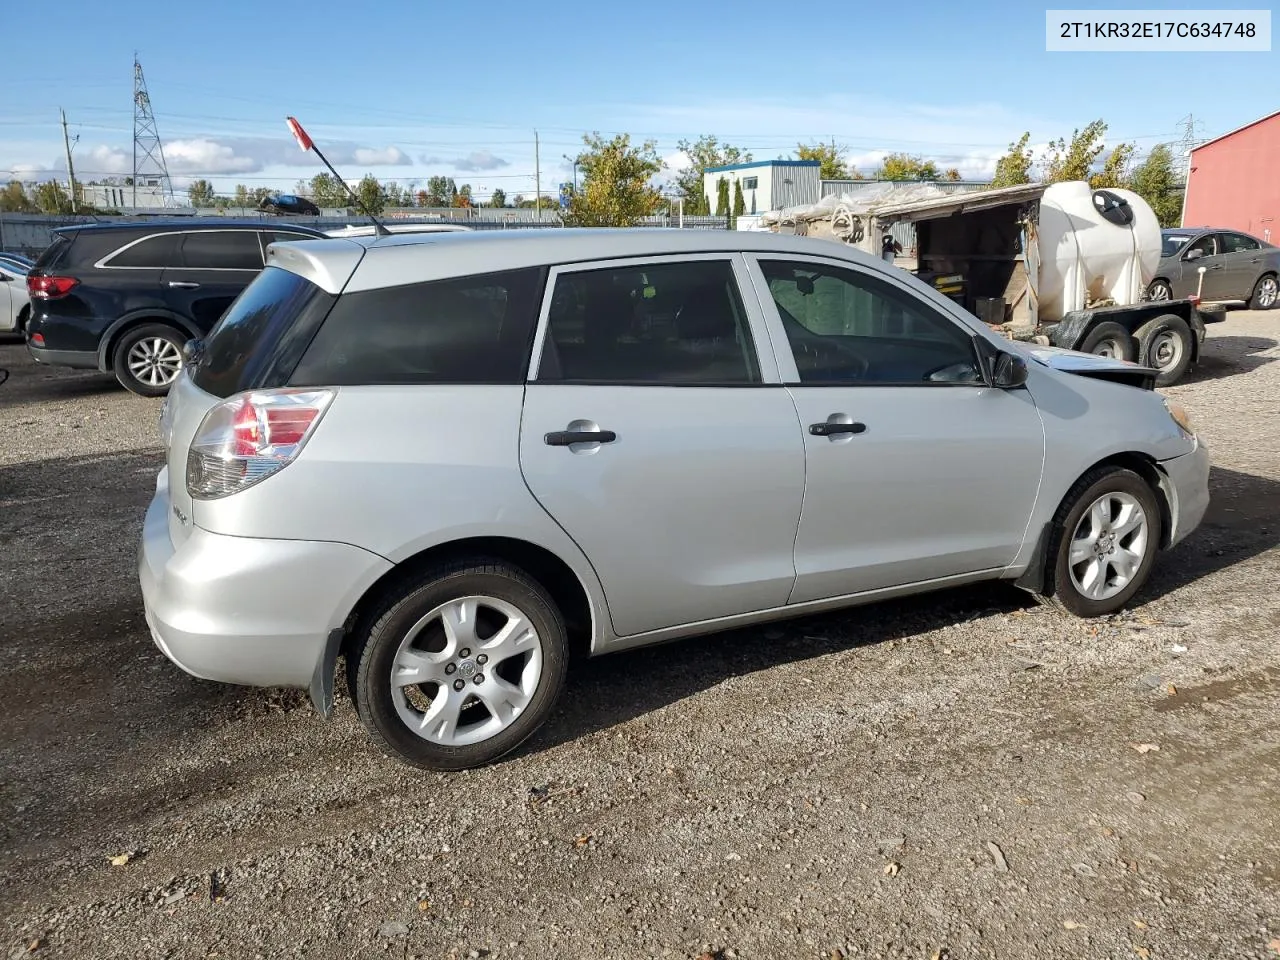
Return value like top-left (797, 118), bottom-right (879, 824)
top-left (703, 160), bottom-right (821, 216)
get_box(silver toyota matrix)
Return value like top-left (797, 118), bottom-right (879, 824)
top-left (139, 229), bottom-right (1210, 770)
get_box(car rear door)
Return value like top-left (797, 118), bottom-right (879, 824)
top-left (744, 254), bottom-right (1045, 604)
top-left (517, 254), bottom-right (806, 638)
top-left (1216, 232), bottom-right (1265, 301)
top-left (160, 230), bottom-right (265, 333)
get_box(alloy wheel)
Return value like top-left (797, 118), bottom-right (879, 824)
top-left (127, 337), bottom-right (183, 387)
top-left (1067, 492), bottom-right (1149, 601)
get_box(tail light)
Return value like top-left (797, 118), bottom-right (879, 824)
top-left (186, 388), bottom-right (334, 499)
top-left (28, 275), bottom-right (78, 299)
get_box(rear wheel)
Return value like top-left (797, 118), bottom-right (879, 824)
top-left (1134, 313), bottom-right (1193, 386)
top-left (1249, 273), bottom-right (1278, 310)
top-left (351, 559), bottom-right (569, 771)
top-left (1042, 466), bottom-right (1162, 617)
top-left (1079, 321), bottom-right (1137, 362)
top-left (112, 323), bottom-right (185, 397)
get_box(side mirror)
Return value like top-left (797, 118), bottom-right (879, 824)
top-left (1184, 248), bottom-right (1204, 261)
top-left (992, 352), bottom-right (1028, 388)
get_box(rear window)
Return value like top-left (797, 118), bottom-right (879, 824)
top-left (178, 231), bottom-right (264, 270)
top-left (32, 233), bottom-right (73, 272)
top-left (288, 267), bottom-right (545, 386)
top-left (190, 266), bottom-right (336, 398)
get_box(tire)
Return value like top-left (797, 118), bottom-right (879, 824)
top-left (1078, 321), bottom-right (1137, 362)
top-left (1041, 466), bottom-right (1163, 618)
top-left (111, 323), bottom-right (186, 397)
top-left (16, 305), bottom-right (29, 335)
top-left (1146, 279), bottom-right (1173, 302)
top-left (351, 559), bottom-right (569, 771)
top-left (1134, 313), bottom-right (1193, 386)
top-left (1249, 273), bottom-right (1278, 310)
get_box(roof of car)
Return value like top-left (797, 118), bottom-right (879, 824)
top-left (54, 218), bottom-right (327, 236)
top-left (266, 227), bottom-right (892, 295)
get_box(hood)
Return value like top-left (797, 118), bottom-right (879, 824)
top-left (1012, 342), bottom-right (1159, 390)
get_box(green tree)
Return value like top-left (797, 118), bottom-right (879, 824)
top-left (1043, 119), bottom-right (1108, 183)
top-left (564, 132), bottom-right (664, 227)
top-left (1128, 144), bottom-right (1183, 227)
top-left (354, 175), bottom-right (385, 215)
top-left (308, 173), bottom-right (348, 207)
top-left (0, 181), bottom-right (34, 212)
top-left (732, 179), bottom-right (745, 217)
top-left (187, 179), bottom-right (216, 207)
top-left (795, 142), bottom-right (850, 180)
top-left (989, 132), bottom-right (1035, 188)
top-left (673, 135), bottom-right (752, 216)
top-left (943, 168), bottom-right (962, 182)
top-left (714, 176), bottom-right (729, 216)
top-left (489, 188), bottom-right (507, 208)
top-left (383, 182), bottom-right (405, 207)
top-left (453, 184), bottom-right (473, 208)
top-left (232, 184), bottom-right (250, 208)
top-left (1089, 142), bottom-right (1135, 189)
top-left (33, 181), bottom-right (72, 214)
top-left (249, 186), bottom-right (274, 206)
top-left (424, 176), bottom-right (456, 207)
top-left (874, 153), bottom-right (942, 181)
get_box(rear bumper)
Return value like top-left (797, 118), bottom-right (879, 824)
top-left (138, 468), bottom-right (393, 690)
top-left (1160, 439), bottom-right (1211, 549)
top-left (26, 342), bottom-right (99, 369)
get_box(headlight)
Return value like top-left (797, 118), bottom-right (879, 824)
top-left (1164, 398), bottom-right (1195, 439)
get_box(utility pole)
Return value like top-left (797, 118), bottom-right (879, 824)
top-left (534, 129), bottom-right (541, 221)
top-left (61, 108), bottom-right (78, 213)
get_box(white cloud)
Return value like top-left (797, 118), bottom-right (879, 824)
top-left (165, 138), bottom-right (260, 175)
top-left (422, 150), bottom-right (511, 172)
top-left (662, 150), bottom-right (692, 172)
top-left (352, 146), bottom-right (410, 166)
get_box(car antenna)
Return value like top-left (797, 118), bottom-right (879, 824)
top-left (286, 116), bottom-right (391, 238)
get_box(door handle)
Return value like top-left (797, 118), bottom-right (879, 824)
top-left (167, 281), bottom-right (200, 289)
top-left (544, 429), bottom-right (617, 446)
top-left (809, 421), bottom-right (866, 437)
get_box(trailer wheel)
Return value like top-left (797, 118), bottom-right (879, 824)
top-left (1079, 321), bottom-right (1137, 362)
top-left (1135, 314), bottom-right (1193, 386)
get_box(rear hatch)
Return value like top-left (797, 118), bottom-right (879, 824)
top-left (165, 262), bottom-right (344, 541)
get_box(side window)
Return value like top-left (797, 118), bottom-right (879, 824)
top-left (289, 267), bottom-right (544, 386)
top-left (758, 260), bottom-right (983, 385)
top-left (106, 233), bottom-right (181, 268)
top-left (178, 231), bottom-right (264, 270)
top-left (537, 259), bottom-right (760, 384)
top-left (1185, 234), bottom-right (1218, 258)
top-left (1220, 232), bottom-right (1260, 254)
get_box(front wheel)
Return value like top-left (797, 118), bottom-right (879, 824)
top-left (1042, 466), bottom-right (1163, 618)
top-left (351, 559), bottom-right (569, 771)
top-left (112, 323), bottom-right (185, 397)
top-left (1134, 313), bottom-right (1194, 386)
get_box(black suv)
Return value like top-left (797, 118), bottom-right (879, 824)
top-left (25, 219), bottom-right (326, 396)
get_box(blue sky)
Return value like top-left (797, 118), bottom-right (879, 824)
top-left (3, 0), bottom-right (1276, 202)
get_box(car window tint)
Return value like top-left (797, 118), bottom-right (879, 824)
top-left (289, 267), bottom-right (544, 386)
top-left (759, 260), bottom-right (983, 385)
top-left (1220, 232), bottom-right (1260, 254)
top-left (538, 260), bottom-right (760, 384)
top-left (1186, 234), bottom-right (1217, 258)
top-left (107, 233), bottom-right (181, 268)
top-left (178, 231), bottom-right (264, 270)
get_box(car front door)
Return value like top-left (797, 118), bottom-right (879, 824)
top-left (518, 254), bottom-right (807, 638)
top-left (745, 255), bottom-right (1045, 604)
top-left (1216, 231), bottom-right (1265, 301)
top-left (160, 230), bottom-right (265, 333)
top-left (1178, 233), bottom-right (1229, 300)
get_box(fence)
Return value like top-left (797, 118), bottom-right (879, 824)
top-left (0, 212), bottom-right (732, 257)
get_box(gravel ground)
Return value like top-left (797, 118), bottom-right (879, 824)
top-left (2, 315), bottom-right (1279, 960)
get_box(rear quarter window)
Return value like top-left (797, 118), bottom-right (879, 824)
top-left (106, 233), bottom-right (181, 268)
top-left (32, 233), bottom-right (74, 271)
top-left (288, 267), bottom-right (545, 386)
top-left (189, 266), bottom-right (336, 398)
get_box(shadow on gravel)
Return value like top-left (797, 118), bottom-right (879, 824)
top-left (1180, 335), bottom-right (1278, 385)
top-left (0, 340), bottom-right (125, 403)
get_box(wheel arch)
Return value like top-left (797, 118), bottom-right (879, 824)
top-left (97, 311), bottom-right (201, 370)
top-left (1014, 451), bottom-right (1175, 594)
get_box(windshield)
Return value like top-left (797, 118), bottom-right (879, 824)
top-left (1161, 232), bottom-right (1194, 258)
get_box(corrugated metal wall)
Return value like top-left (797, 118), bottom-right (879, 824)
top-left (774, 164), bottom-right (821, 210)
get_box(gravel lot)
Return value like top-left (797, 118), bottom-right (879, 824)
top-left (2, 314), bottom-right (1279, 960)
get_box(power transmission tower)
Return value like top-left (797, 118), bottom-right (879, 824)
top-left (132, 55), bottom-right (174, 209)
top-left (1174, 114), bottom-right (1207, 226)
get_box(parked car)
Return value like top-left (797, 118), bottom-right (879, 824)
top-left (0, 252), bottom-right (34, 334)
top-left (141, 229), bottom-right (1210, 770)
top-left (1149, 227), bottom-right (1280, 309)
top-left (24, 220), bottom-right (326, 396)
top-left (259, 194), bottom-right (321, 216)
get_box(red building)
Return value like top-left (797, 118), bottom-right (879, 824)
top-left (1183, 109), bottom-right (1280, 244)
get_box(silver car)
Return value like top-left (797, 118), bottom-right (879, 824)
top-left (1149, 227), bottom-right (1280, 309)
top-left (139, 229), bottom-right (1210, 770)
top-left (0, 252), bottom-right (33, 333)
